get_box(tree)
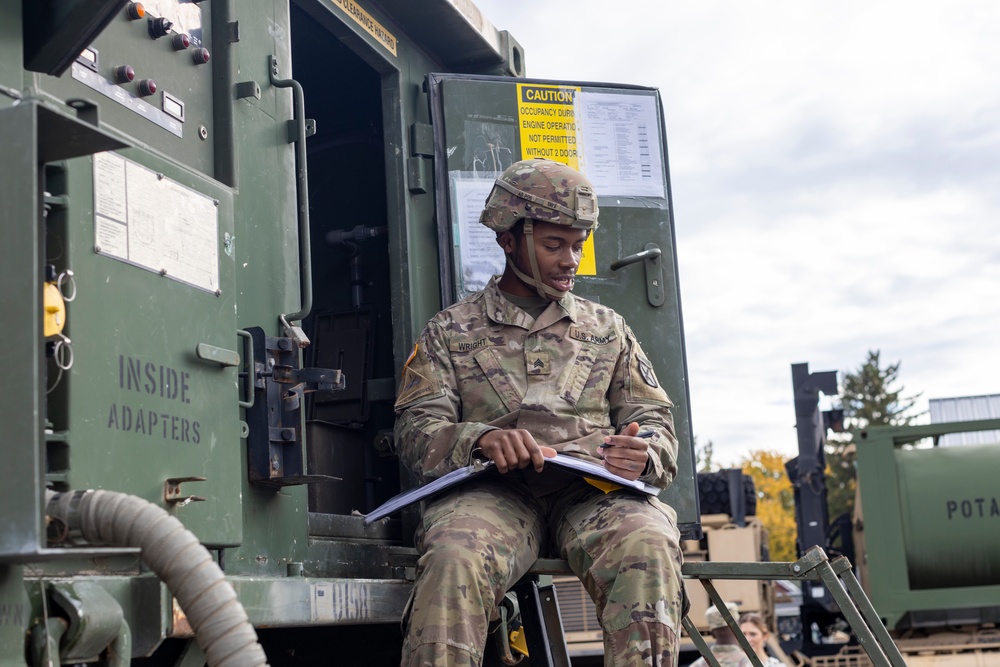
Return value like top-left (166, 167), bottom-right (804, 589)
top-left (694, 435), bottom-right (716, 472)
top-left (741, 449), bottom-right (797, 563)
top-left (826, 350), bottom-right (922, 521)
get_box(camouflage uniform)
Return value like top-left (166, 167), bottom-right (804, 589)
top-left (688, 645), bottom-right (753, 667)
top-left (395, 276), bottom-right (684, 666)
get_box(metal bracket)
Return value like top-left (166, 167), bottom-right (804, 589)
top-left (511, 577), bottom-right (572, 667)
top-left (243, 326), bottom-right (344, 488)
top-left (286, 118), bottom-right (317, 143)
top-left (164, 477), bottom-right (207, 506)
top-left (271, 365), bottom-right (344, 391)
top-left (235, 80), bottom-right (261, 100)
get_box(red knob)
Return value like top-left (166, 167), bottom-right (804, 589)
top-left (114, 65), bottom-right (136, 84)
top-left (172, 33), bottom-right (191, 50)
top-left (137, 79), bottom-right (157, 96)
top-left (192, 48), bottom-right (211, 65)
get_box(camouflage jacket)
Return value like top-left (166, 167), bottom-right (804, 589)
top-left (394, 276), bottom-right (678, 491)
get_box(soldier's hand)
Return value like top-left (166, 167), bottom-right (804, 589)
top-left (599, 422), bottom-right (650, 481)
top-left (476, 429), bottom-right (546, 474)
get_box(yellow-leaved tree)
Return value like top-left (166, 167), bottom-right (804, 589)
top-left (741, 450), bottom-right (797, 563)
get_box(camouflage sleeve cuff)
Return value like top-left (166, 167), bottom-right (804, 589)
top-left (636, 428), bottom-right (675, 487)
top-left (639, 448), bottom-right (664, 485)
top-left (456, 424), bottom-right (500, 468)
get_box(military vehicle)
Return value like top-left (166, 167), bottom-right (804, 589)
top-left (788, 364), bottom-right (1000, 667)
top-left (1, 0), bottom-right (705, 664)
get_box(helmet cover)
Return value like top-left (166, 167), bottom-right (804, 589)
top-left (480, 159), bottom-right (599, 232)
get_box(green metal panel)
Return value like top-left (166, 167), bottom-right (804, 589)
top-left (35, 2), bottom-right (217, 176)
top-left (52, 148), bottom-right (241, 547)
top-left (0, 567), bottom-right (29, 667)
top-left (0, 2), bottom-right (20, 105)
top-left (426, 74), bottom-right (699, 535)
top-left (0, 103), bottom-right (45, 561)
top-left (857, 419), bottom-right (1000, 629)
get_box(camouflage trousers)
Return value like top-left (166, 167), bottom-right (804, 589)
top-left (401, 475), bottom-right (683, 667)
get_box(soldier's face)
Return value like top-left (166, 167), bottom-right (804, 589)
top-left (501, 220), bottom-right (589, 297)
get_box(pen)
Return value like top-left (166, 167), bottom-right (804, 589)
top-left (598, 430), bottom-right (655, 448)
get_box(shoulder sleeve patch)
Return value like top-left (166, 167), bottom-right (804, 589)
top-left (395, 343), bottom-right (445, 410)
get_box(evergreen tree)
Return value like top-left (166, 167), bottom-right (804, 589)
top-left (826, 350), bottom-right (922, 521)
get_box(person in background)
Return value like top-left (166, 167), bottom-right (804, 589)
top-left (739, 613), bottom-right (783, 667)
top-left (689, 602), bottom-right (751, 667)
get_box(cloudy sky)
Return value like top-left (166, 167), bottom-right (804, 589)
top-left (474, 1), bottom-right (1000, 465)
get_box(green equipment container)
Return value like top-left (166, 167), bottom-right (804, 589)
top-left (857, 419), bottom-right (1000, 629)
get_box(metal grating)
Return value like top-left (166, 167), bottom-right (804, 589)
top-left (553, 576), bottom-right (602, 634)
top-left (928, 394), bottom-right (1000, 446)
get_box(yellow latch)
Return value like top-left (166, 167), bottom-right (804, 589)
top-left (509, 627), bottom-right (529, 657)
top-left (43, 282), bottom-right (66, 337)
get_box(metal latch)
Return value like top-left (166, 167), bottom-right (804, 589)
top-left (242, 326), bottom-right (344, 488)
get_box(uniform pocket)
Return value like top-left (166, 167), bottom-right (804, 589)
top-left (562, 344), bottom-right (617, 424)
top-left (474, 347), bottom-right (523, 412)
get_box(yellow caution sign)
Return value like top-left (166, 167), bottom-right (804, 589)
top-left (516, 83), bottom-right (596, 275)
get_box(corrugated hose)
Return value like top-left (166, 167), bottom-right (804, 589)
top-left (46, 489), bottom-right (269, 666)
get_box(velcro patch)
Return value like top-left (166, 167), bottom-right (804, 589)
top-left (568, 327), bottom-right (617, 346)
top-left (395, 343), bottom-right (444, 409)
top-left (526, 351), bottom-right (551, 375)
top-left (637, 355), bottom-right (659, 388)
top-left (449, 336), bottom-right (503, 353)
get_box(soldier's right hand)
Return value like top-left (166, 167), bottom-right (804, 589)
top-left (476, 429), bottom-right (546, 474)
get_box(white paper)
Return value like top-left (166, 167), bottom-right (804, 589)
top-left (364, 454), bottom-right (660, 524)
top-left (577, 92), bottom-right (665, 198)
top-left (451, 175), bottom-right (505, 295)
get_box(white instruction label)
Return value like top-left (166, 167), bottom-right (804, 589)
top-left (93, 152), bottom-right (219, 292)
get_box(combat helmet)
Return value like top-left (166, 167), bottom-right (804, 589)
top-left (480, 159), bottom-right (599, 232)
top-left (481, 159), bottom-right (599, 299)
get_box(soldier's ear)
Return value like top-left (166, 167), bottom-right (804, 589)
top-left (497, 230), bottom-right (517, 254)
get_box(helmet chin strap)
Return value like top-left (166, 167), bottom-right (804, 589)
top-left (507, 219), bottom-right (566, 300)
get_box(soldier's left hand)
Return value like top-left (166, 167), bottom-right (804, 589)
top-left (600, 422), bottom-right (650, 481)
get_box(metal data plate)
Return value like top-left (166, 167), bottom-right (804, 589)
top-left (93, 151), bottom-right (219, 293)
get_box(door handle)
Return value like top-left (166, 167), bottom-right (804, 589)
top-left (610, 243), bottom-right (665, 307)
top-left (610, 246), bottom-right (661, 271)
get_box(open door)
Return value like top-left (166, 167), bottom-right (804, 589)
top-left (427, 73), bottom-right (699, 537)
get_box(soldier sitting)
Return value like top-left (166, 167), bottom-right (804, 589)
top-left (394, 159), bottom-right (683, 667)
